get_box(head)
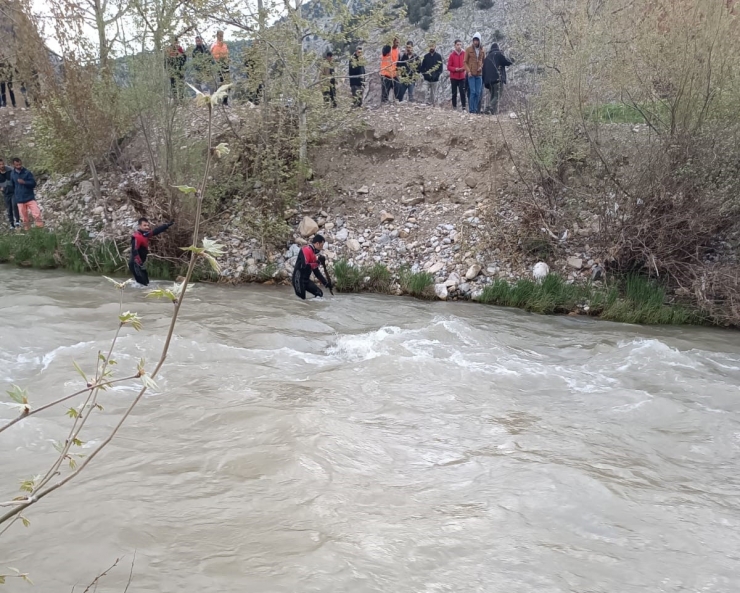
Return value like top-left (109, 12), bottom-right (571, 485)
top-left (491, 42), bottom-right (500, 52)
top-left (406, 41), bottom-right (413, 54)
top-left (454, 39), bottom-right (462, 52)
top-left (0, 158), bottom-right (4, 169)
top-left (312, 234), bottom-right (325, 251)
top-left (138, 217), bottom-right (151, 232)
top-left (473, 35), bottom-right (480, 48)
top-left (216, 30), bottom-right (224, 42)
top-left (326, 51), bottom-right (333, 61)
top-left (382, 45), bottom-right (391, 57)
top-left (12, 158), bottom-right (22, 171)
top-left (428, 43), bottom-right (436, 54)
top-left (355, 46), bottom-right (363, 57)
top-left (195, 36), bottom-right (203, 46)
top-left (392, 37), bottom-right (399, 48)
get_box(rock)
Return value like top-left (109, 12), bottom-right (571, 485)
top-left (324, 222), bottom-right (335, 230)
top-left (465, 264), bottom-right (482, 280)
top-left (376, 233), bottom-right (391, 245)
top-left (465, 176), bottom-right (478, 189)
top-left (92, 206), bottom-right (104, 215)
top-left (533, 262), bottom-right (550, 281)
top-left (567, 257), bottom-right (583, 270)
top-left (285, 244), bottom-right (300, 259)
top-left (295, 237), bottom-right (307, 246)
top-left (79, 180), bottom-right (94, 195)
top-left (428, 262), bottom-right (444, 274)
top-left (357, 185), bottom-right (369, 194)
top-left (335, 228), bottom-right (349, 241)
top-left (402, 196), bottom-right (425, 206)
top-left (398, 229), bottom-right (410, 239)
top-left (591, 265), bottom-right (604, 281)
top-left (347, 239), bottom-right (361, 252)
top-left (380, 210), bottom-right (395, 223)
top-left (434, 283), bottom-right (448, 300)
top-left (459, 282), bottom-right (471, 294)
top-left (445, 272), bottom-right (461, 288)
top-left (298, 216), bottom-right (319, 237)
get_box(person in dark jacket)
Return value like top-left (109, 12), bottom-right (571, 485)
top-left (292, 234), bottom-right (332, 299)
top-left (396, 41), bottom-right (420, 102)
top-left (10, 158), bottom-right (42, 229)
top-left (420, 43), bottom-right (443, 106)
top-left (191, 36), bottom-right (214, 92)
top-left (165, 38), bottom-right (186, 100)
top-left (484, 43), bottom-right (513, 114)
top-left (129, 217), bottom-right (174, 286)
top-left (348, 47), bottom-right (366, 107)
top-left (0, 158), bottom-right (19, 228)
top-left (321, 51), bottom-right (337, 108)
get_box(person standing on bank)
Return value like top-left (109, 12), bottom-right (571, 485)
top-left (380, 45), bottom-right (397, 104)
top-left (486, 42), bottom-right (513, 114)
top-left (321, 51), bottom-right (337, 108)
top-left (0, 158), bottom-right (19, 229)
top-left (397, 41), bottom-right (420, 102)
top-left (292, 234), bottom-right (332, 299)
top-left (211, 30), bottom-right (230, 105)
top-left (192, 35), bottom-right (214, 93)
top-left (129, 218), bottom-right (174, 286)
top-left (447, 39), bottom-right (466, 111)
top-left (348, 46), bottom-right (366, 107)
top-left (420, 42), bottom-right (443, 106)
top-left (464, 32), bottom-right (485, 114)
top-left (10, 158), bottom-right (42, 230)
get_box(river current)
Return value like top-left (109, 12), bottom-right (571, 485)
top-left (1, 268), bottom-right (739, 592)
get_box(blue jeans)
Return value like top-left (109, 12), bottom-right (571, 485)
top-left (468, 75), bottom-right (482, 113)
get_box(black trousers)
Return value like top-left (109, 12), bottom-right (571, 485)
top-left (451, 78), bottom-right (466, 108)
top-left (350, 85), bottom-right (363, 107)
top-left (129, 261), bottom-right (150, 286)
top-left (381, 76), bottom-right (396, 103)
top-left (0, 81), bottom-right (17, 108)
top-left (323, 86), bottom-right (337, 107)
top-left (5, 194), bottom-right (19, 226)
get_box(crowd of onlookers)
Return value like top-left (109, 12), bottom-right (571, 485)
top-left (0, 58), bottom-right (30, 109)
top-left (1, 157), bottom-right (42, 230)
top-left (331, 33), bottom-right (513, 114)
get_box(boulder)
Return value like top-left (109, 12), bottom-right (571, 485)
top-left (533, 262), bottom-right (550, 281)
top-left (465, 264), bottom-right (482, 280)
top-left (347, 239), bottom-right (361, 252)
top-left (335, 228), bottom-right (349, 241)
top-left (324, 222), bottom-right (335, 230)
top-left (298, 216), bottom-right (319, 237)
top-left (428, 262), bottom-right (444, 274)
top-left (434, 283), bottom-right (449, 300)
top-left (380, 210), bottom-right (395, 223)
top-left (567, 256), bottom-right (583, 270)
top-left (445, 272), bottom-right (461, 288)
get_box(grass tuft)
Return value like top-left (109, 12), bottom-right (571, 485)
top-left (399, 266), bottom-right (435, 299)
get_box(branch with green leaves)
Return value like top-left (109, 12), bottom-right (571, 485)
top-left (0, 85), bottom-right (231, 537)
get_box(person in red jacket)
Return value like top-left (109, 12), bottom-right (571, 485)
top-left (292, 234), bottom-right (332, 299)
top-left (447, 39), bottom-right (466, 111)
top-left (129, 217), bottom-right (174, 286)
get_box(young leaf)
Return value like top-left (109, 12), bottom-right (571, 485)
top-left (173, 185), bottom-right (197, 194)
top-left (20, 516), bottom-right (30, 528)
top-left (119, 311), bottom-right (143, 331)
top-left (66, 407), bottom-right (79, 419)
top-left (204, 254), bottom-right (221, 273)
top-left (7, 385), bottom-right (29, 405)
top-left (213, 143), bottom-right (230, 159)
top-left (102, 276), bottom-right (128, 290)
top-left (68, 458), bottom-right (77, 469)
top-left (72, 438), bottom-right (84, 447)
top-left (202, 238), bottom-right (226, 257)
top-left (19, 479), bottom-right (35, 493)
top-left (181, 245), bottom-right (205, 254)
top-left (211, 84), bottom-right (233, 105)
top-left (140, 373), bottom-right (159, 391)
top-left (72, 361), bottom-right (88, 382)
top-left (146, 287), bottom-right (177, 302)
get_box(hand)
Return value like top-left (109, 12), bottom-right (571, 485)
top-left (318, 254), bottom-right (326, 265)
top-left (326, 280), bottom-right (333, 290)
top-left (17, 179), bottom-right (25, 184)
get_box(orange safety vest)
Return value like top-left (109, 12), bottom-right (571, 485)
top-left (380, 47), bottom-right (399, 78)
top-left (211, 41), bottom-right (229, 60)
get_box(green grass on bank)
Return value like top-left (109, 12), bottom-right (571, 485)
top-left (479, 273), bottom-right (698, 325)
top-left (332, 259), bottom-right (395, 294)
top-left (585, 102), bottom-right (671, 125)
top-left (0, 228), bottom-right (214, 281)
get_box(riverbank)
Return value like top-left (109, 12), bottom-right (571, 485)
top-left (0, 228), bottom-right (703, 326)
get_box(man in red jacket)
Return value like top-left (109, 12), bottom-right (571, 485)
top-left (447, 39), bottom-right (466, 111)
top-left (292, 234), bottom-right (332, 299)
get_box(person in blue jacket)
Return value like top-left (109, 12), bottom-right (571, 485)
top-left (10, 158), bottom-right (43, 230)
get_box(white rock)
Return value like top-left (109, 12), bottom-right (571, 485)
top-left (298, 216), bottom-right (319, 237)
top-left (567, 257), bottom-right (583, 270)
top-left (357, 185), bottom-right (369, 194)
top-left (465, 264), bottom-right (482, 280)
top-left (434, 283), bottom-right (448, 300)
top-left (380, 210), bottom-right (395, 223)
top-left (335, 228), bottom-right (349, 241)
top-left (347, 239), bottom-right (361, 251)
top-left (533, 262), bottom-right (550, 282)
top-left (428, 262), bottom-right (444, 274)
top-left (324, 222), bottom-right (335, 230)
top-left (445, 272), bottom-right (461, 288)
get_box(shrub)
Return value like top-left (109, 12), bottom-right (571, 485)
top-left (399, 267), bottom-right (434, 298)
top-left (333, 259), bottom-right (364, 292)
top-left (365, 262), bottom-right (393, 293)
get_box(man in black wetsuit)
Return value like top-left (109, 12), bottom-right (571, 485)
top-left (292, 234), bottom-right (332, 299)
top-left (129, 217), bottom-right (173, 286)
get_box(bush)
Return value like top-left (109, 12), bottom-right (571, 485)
top-left (333, 259), bottom-right (364, 292)
top-left (399, 267), bottom-right (434, 298)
